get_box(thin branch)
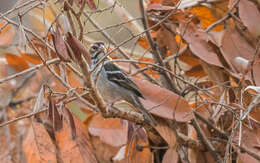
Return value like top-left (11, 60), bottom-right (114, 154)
top-left (204, 0), bottom-right (241, 33)
top-left (193, 111), bottom-right (228, 139)
top-left (0, 58), bottom-right (60, 84)
top-left (224, 93), bottom-right (260, 162)
top-left (0, 0), bottom-right (38, 19)
top-left (85, 18), bottom-right (142, 35)
top-left (249, 39), bottom-right (260, 86)
top-left (0, 108), bottom-right (47, 127)
top-left (190, 118), bottom-right (223, 162)
top-left (102, 0), bottom-right (143, 34)
top-left (139, 0), bottom-right (182, 95)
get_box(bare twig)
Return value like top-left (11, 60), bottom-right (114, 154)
top-left (0, 108), bottom-right (47, 128)
top-left (204, 0), bottom-right (241, 33)
top-left (249, 39), bottom-right (260, 86)
top-left (139, 0), bottom-right (182, 95)
top-left (0, 58), bottom-right (60, 84)
top-left (102, 0), bottom-right (143, 34)
top-left (204, 14), bottom-right (230, 33)
top-left (193, 111), bottom-right (228, 139)
top-left (85, 18), bottom-right (142, 35)
top-left (190, 118), bottom-right (223, 162)
top-left (224, 93), bottom-right (260, 162)
top-left (0, 0), bottom-right (38, 19)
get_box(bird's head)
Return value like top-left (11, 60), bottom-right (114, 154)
top-left (89, 42), bottom-right (105, 56)
top-left (89, 42), bottom-right (107, 66)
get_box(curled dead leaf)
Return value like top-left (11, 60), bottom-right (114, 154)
top-left (133, 78), bottom-right (192, 122)
top-left (66, 32), bottom-right (91, 65)
top-left (52, 29), bottom-right (71, 62)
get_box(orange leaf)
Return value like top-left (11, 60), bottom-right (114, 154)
top-left (55, 115), bottom-right (98, 163)
top-left (87, 114), bottom-right (127, 147)
top-left (138, 36), bottom-right (150, 50)
top-left (149, 0), bottom-right (162, 4)
top-left (137, 31), bottom-right (157, 50)
top-left (67, 69), bottom-right (83, 89)
top-left (179, 49), bottom-right (200, 67)
top-left (124, 134), bottom-right (152, 163)
top-left (21, 53), bottom-right (42, 65)
top-left (23, 119), bottom-right (57, 163)
top-left (0, 22), bottom-right (15, 46)
top-left (139, 57), bottom-right (159, 78)
top-left (185, 65), bottom-right (206, 78)
top-left (27, 6), bottom-right (55, 34)
top-left (188, 5), bottom-right (225, 32)
top-left (5, 53), bottom-right (29, 72)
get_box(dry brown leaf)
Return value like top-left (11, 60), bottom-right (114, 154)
top-left (185, 65), bottom-right (206, 78)
top-left (154, 119), bottom-right (176, 147)
top-left (66, 32), bottom-right (91, 65)
top-left (181, 22), bottom-right (223, 67)
top-left (138, 57), bottom-right (159, 78)
top-left (200, 60), bottom-right (229, 96)
top-left (162, 148), bottom-right (179, 163)
top-left (157, 25), bottom-right (178, 55)
top-left (86, 0), bottom-right (97, 10)
top-left (87, 114), bottom-right (127, 147)
top-left (52, 29), bottom-right (71, 62)
top-left (179, 49), bottom-right (201, 67)
top-left (221, 27), bottom-right (260, 85)
top-left (48, 97), bottom-right (63, 131)
top-left (55, 115), bottom-right (97, 163)
top-left (242, 88), bottom-right (260, 123)
top-left (133, 78), bottom-right (192, 122)
top-left (90, 136), bottom-right (121, 163)
top-left (220, 27), bottom-right (255, 72)
top-left (23, 119), bottom-right (57, 163)
top-left (236, 124), bottom-right (260, 163)
top-left (239, 0), bottom-right (260, 38)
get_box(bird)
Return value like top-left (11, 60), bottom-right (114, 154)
top-left (89, 42), bottom-right (157, 126)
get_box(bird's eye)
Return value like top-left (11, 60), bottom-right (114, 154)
top-left (92, 46), bottom-right (97, 50)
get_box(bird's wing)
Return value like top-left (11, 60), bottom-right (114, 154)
top-left (104, 63), bottom-right (144, 98)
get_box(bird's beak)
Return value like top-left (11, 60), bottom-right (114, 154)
top-left (100, 43), bottom-right (105, 50)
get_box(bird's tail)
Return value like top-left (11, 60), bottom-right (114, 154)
top-left (133, 97), bottom-right (157, 126)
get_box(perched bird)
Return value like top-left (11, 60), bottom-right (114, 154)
top-left (89, 42), bottom-right (157, 126)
